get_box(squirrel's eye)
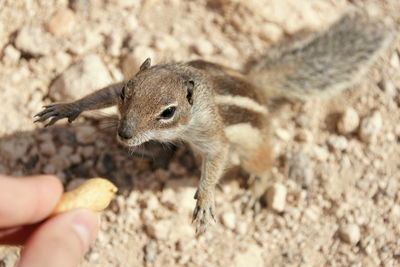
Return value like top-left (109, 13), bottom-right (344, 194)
top-left (120, 86), bottom-right (126, 101)
top-left (159, 106), bottom-right (176, 119)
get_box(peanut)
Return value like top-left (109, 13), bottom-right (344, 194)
top-left (52, 178), bottom-right (117, 215)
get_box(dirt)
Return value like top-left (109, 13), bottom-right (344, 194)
top-left (0, 0), bottom-right (400, 266)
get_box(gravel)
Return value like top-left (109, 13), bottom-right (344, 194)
top-left (339, 224), bottom-right (361, 245)
top-left (359, 111), bottom-right (383, 143)
top-left (286, 152), bottom-right (313, 188)
top-left (49, 55), bottom-right (113, 101)
top-left (265, 183), bottom-right (287, 213)
top-left (46, 9), bottom-right (76, 36)
top-left (2, 45), bottom-right (20, 65)
top-left (337, 107), bottom-right (360, 135)
top-left (221, 212), bottom-right (236, 230)
top-left (14, 25), bottom-right (53, 56)
top-left (144, 241), bottom-right (157, 263)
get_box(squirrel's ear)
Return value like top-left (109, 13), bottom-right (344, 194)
top-left (139, 58), bottom-right (151, 71)
top-left (185, 80), bottom-right (195, 105)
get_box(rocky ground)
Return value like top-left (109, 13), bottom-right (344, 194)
top-left (0, 0), bottom-right (400, 266)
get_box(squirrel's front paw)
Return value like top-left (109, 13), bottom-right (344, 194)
top-left (192, 189), bottom-right (216, 234)
top-left (34, 103), bottom-right (81, 127)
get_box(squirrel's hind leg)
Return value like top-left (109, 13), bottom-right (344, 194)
top-left (225, 124), bottom-right (274, 212)
top-left (242, 136), bottom-right (274, 212)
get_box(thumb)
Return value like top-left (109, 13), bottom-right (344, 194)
top-left (17, 209), bottom-right (98, 267)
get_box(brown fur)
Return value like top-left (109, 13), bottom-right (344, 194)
top-left (218, 104), bottom-right (265, 128)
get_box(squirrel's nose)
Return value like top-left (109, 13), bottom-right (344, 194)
top-left (118, 123), bottom-right (133, 140)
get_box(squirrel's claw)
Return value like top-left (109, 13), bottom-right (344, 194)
top-left (34, 106), bottom-right (56, 118)
top-left (45, 116), bottom-right (62, 127)
top-left (34, 110), bottom-right (59, 123)
top-left (34, 103), bottom-right (80, 126)
top-left (192, 189), bottom-right (216, 234)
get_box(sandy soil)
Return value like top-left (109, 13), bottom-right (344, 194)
top-left (0, 0), bottom-right (399, 266)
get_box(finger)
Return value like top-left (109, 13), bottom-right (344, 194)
top-left (0, 175), bottom-right (63, 227)
top-left (0, 224), bottom-right (38, 245)
top-left (18, 209), bottom-right (98, 267)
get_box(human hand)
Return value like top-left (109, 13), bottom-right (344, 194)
top-left (0, 174), bottom-right (98, 267)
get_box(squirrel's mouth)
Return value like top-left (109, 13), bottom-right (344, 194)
top-left (116, 134), bottom-right (150, 147)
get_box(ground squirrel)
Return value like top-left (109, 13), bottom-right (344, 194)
top-left (35, 11), bottom-right (395, 233)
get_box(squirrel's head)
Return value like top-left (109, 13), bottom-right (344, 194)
top-left (117, 58), bottom-right (195, 146)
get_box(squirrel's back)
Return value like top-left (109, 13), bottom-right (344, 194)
top-left (246, 11), bottom-right (396, 100)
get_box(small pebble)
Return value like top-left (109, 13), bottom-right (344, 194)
top-left (390, 52), bottom-right (400, 69)
top-left (81, 146), bottom-right (95, 158)
top-left (260, 23), bottom-right (283, 42)
top-left (160, 188), bottom-right (176, 209)
top-left (359, 111), bottom-right (382, 143)
top-left (295, 129), bottom-right (312, 142)
top-left (337, 107), bottom-right (360, 134)
top-left (75, 125), bottom-right (97, 143)
top-left (105, 31), bottom-right (123, 57)
top-left (275, 128), bottom-right (291, 141)
top-left (49, 154), bottom-right (70, 169)
top-left (125, 16), bottom-right (138, 31)
top-left (339, 224), bottom-right (361, 245)
top-left (192, 39), bottom-right (214, 56)
top-left (145, 220), bottom-right (170, 240)
top-left (2, 44), bottom-right (21, 64)
top-left (177, 254), bottom-right (190, 265)
top-left (59, 145), bottom-right (74, 156)
top-left (50, 55), bottom-right (112, 101)
top-left (46, 9), bottom-right (76, 36)
top-left (69, 153), bottom-right (82, 164)
top-left (312, 145), bottom-right (329, 161)
top-left (154, 35), bottom-right (180, 51)
top-left (144, 195), bottom-right (159, 210)
top-left (221, 212), bottom-right (236, 230)
top-left (168, 161), bottom-right (187, 176)
top-left (176, 238), bottom-right (196, 252)
top-left (286, 152), bottom-right (313, 188)
top-left (1, 139), bottom-right (30, 160)
top-left (378, 78), bottom-right (397, 97)
top-left (69, 0), bottom-right (91, 13)
top-left (86, 250), bottom-right (100, 262)
top-left (235, 221), bottom-right (247, 235)
top-left (55, 171), bottom-right (67, 184)
top-left (265, 183), bottom-right (287, 212)
top-left (43, 163), bottom-right (56, 174)
top-left (295, 114), bottom-right (311, 128)
top-left (175, 187), bottom-right (197, 212)
top-left (328, 135), bottom-right (348, 151)
top-left (233, 244), bottom-right (264, 267)
top-left (144, 241), bottom-right (157, 262)
top-left (110, 0), bottom-right (137, 8)
top-left (0, 253), bottom-right (18, 267)
top-left (40, 141), bottom-right (57, 156)
top-left (15, 25), bottom-right (52, 56)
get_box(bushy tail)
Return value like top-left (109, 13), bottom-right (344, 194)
top-left (246, 11), bottom-right (396, 100)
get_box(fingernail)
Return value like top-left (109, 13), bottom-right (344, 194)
top-left (71, 212), bottom-right (94, 251)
